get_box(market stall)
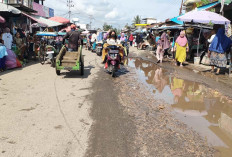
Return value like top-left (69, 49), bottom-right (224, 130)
top-left (178, 10), bottom-right (231, 64)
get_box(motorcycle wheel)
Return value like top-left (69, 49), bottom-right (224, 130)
top-left (51, 57), bottom-right (55, 67)
top-left (112, 65), bottom-right (116, 77)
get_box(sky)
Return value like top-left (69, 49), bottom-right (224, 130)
top-left (44, 0), bottom-right (182, 29)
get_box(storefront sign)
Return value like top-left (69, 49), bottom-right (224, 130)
top-left (32, 2), bottom-right (54, 18)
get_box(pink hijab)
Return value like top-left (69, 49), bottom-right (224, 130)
top-left (176, 31), bottom-right (188, 47)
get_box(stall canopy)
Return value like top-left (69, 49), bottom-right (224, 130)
top-left (153, 25), bottom-right (184, 30)
top-left (22, 12), bottom-right (62, 27)
top-left (49, 16), bottom-right (70, 24)
top-left (0, 3), bottom-right (21, 14)
top-left (178, 10), bottom-right (231, 24)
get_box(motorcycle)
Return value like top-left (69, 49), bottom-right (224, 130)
top-left (96, 42), bottom-right (103, 56)
top-left (105, 45), bottom-right (121, 77)
top-left (121, 41), bottom-right (129, 57)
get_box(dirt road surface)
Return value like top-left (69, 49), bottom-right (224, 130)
top-left (1, 47), bottom-right (231, 156)
top-left (0, 49), bottom-right (100, 157)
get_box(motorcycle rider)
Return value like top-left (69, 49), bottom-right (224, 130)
top-left (102, 30), bottom-right (124, 63)
top-left (62, 24), bottom-right (83, 52)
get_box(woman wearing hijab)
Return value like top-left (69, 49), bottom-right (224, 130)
top-left (120, 33), bottom-right (126, 42)
top-left (174, 31), bottom-right (189, 67)
top-left (156, 37), bottom-right (163, 63)
top-left (209, 28), bottom-right (232, 75)
top-left (97, 32), bottom-right (103, 42)
top-left (129, 34), bottom-right (134, 46)
top-left (161, 31), bottom-right (170, 56)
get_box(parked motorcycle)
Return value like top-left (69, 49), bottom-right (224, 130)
top-left (121, 41), bottom-right (129, 57)
top-left (105, 45), bottom-right (121, 77)
top-left (96, 42), bottom-right (103, 56)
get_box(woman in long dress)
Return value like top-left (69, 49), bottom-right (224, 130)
top-left (174, 31), bottom-right (189, 67)
top-left (208, 28), bottom-right (232, 75)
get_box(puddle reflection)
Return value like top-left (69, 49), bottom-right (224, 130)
top-left (128, 58), bottom-right (232, 156)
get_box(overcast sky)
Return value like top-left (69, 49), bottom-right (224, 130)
top-left (45, 0), bottom-right (182, 29)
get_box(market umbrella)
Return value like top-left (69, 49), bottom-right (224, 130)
top-left (0, 16), bottom-right (5, 23)
top-left (81, 30), bottom-right (89, 35)
top-left (0, 3), bottom-right (21, 14)
top-left (177, 10), bottom-right (230, 25)
top-left (178, 10), bottom-right (231, 57)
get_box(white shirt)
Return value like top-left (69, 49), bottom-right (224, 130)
top-left (91, 33), bottom-right (97, 42)
top-left (2, 33), bottom-right (13, 49)
top-left (107, 39), bottom-right (117, 45)
top-left (208, 34), bottom-right (216, 47)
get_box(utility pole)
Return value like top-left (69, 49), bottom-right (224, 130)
top-left (89, 15), bottom-right (94, 30)
top-left (67, 0), bottom-right (74, 21)
top-left (179, 0), bottom-right (184, 15)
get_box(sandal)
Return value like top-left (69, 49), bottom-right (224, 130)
top-left (215, 72), bottom-right (220, 75)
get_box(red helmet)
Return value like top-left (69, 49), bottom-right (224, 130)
top-left (71, 24), bottom-right (76, 29)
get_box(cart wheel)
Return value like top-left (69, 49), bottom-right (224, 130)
top-left (51, 58), bottom-right (55, 67)
top-left (80, 57), bottom-right (84, 76)
top-left (39, 50), bottom-right (45, 65)
top-left (56, 67), bottom-right (61, 75)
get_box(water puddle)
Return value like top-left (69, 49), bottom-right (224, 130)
top-left (128, 58), bottom-right (232, 156)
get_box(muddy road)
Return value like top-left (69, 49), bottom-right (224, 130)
top-left (1, 47), bottom-right (232, 156)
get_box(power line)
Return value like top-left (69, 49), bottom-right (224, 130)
top-left (67, 0), bottom-right (74, 20)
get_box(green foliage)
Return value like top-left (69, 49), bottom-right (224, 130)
top-left (103, 23), bottom-right (113, 31)
top-left (133, 15), bottom-right (141, 24)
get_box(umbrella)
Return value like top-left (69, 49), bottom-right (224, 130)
top-left (178, 10), bottom-right (230, 25)
top-left (81, 30), bottom-right (89, 35)
top-left (36, 32), bottom-right (58, 37)
top-left (0, 16), bottom-right (5, 23)
top-left (178, 10), bottom-right (231, 57)
top-left (0, 3), bottom-right (21, 14)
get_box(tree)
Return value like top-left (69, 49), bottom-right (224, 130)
top-left (133, 15), bottom-right (142, 25)
top-left (103, 23), bottom-right (113, 31)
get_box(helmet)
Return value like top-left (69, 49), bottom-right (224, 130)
top-left (71, 24), bottom-right (76, 29)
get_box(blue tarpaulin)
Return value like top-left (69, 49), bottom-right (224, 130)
top-left (197, 1), bottom-right (220, 11)
top-left (170, 15), bottom-right (184, 25)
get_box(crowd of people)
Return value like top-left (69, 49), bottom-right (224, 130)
top-left (1, 23), bottom-right (232, 75)
top-left (131, 25), bottom-right (232, 75)
top-left (0, 27), bottom-right (39, 72)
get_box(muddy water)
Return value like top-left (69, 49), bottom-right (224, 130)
top-left (128, 58), bottom-right (232, 156)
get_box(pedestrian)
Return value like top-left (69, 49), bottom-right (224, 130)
top-left (129, 34), bottom-right (134, 46)
top-left (208, 28), bottom-right (232, 75)
top-left (207, 30), bottom-right (216, 51)
top-left (62, 24), bottom-right (83, 52)
top-left (28, 36), bottom-right (35, 60)
top-left (136, 33), bottom-right (142, 49)
top-left (0, 39), bottom-right (8, 72)
top-left (161, 30), bottom-right (170, 58)
top-left (2, 27), bottom-right (13, 50)
top-left (174, 31), bottom-right (189, 67)
top-left (156, 37), bottom-right (163, 63)
top-left (15, 32), bottom-right (26, 60)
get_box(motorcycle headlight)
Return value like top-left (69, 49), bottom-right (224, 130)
top-left (110, 54), bottom-right (117, 59)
